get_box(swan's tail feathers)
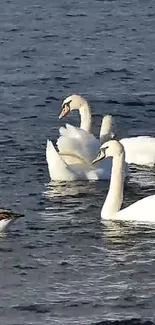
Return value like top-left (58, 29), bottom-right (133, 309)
top-left (46, 139), bottom-right (75, 181)
top-left (46, 139), bottom-right (57, 158)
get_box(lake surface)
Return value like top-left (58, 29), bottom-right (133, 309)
top-left (0, 0), bottom-right (155, 324)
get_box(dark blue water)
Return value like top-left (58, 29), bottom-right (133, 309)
top-left (0, 0), bottom-right (155, 324)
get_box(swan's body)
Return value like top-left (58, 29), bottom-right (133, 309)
top-left (120, 136), bottom-right (155, 167)
top-left (0, 210), bottom-right (24, 232)
top-left (105, 115), bottom-right (155, 167)
top-left (58, 95), bottom-right (113, 162)
top-left (93, 140), bottom-right (155, 222)
top-left (114, 194), bottom-right (155, 222)
top-left (46, 121), bottom-right (113, 182)
top-left (57, 116), bottom-right (114, 164)
top-left (46, 95), bottom-right (123, 181)
top-left (60, 95), bottom-right (155, 167)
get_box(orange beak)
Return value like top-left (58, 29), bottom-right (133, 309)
top-left (59, 104), bottom-right (70, 119)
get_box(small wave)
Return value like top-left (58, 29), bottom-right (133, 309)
top-left (35, 104), bottom-right (46, 108)
top-left (45, 96), bottom-right (59, 102)
top-left (0, 247), bottom-right (13, 252)
top-left (104, 100), bottom-right (120, 104)
top-left (13, 264), bottom-right (37, 270)
top-left (66, 13), bottom-right (87, 17)
top-left (55, 76), bottom-right (68, 81)
top-left (13, 303), bottom-right (51, 314)
top-left (95, 68), bottom-right (133, 76)
top-left (123, 101), bottom-right (145, 107)
top-left (92, 98), bottom-right (155, 107)
top-left (92, 320), bottom-right (153, 325)
top-left (7, 28), bottom-right (20, 32)
top-left (21, 115), bottom-right (37, 120)
top-left (42, 34), bottom-right (58, 39)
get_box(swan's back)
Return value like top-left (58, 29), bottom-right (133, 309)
top-left (46, 139), bottom-right (109, 181)
top-left (57, 124), bottom-right (100, 162)
top-left (120, 136), bottom-right (155, 166)
top-left (114, 194), bottom-right (155, 222)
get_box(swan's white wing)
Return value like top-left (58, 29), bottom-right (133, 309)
top-left (46, 140), bottom-right (76, 181)
top-left (120, 136), bottom-right (155, 166)
top-left (116, 194), bottom-right (155, 222)
top-left (60, 153), bottom-right (88, 165)
top-left (46, 139), bottom-right (114, 181)
top-left (46, 139), bottom-right (129, 181)
top-left (46, 140), bottom-right (111, 181)
top-left (57, 124), bottom-right (100, 162)
top-left (61, 154), bottom-right (114, 180)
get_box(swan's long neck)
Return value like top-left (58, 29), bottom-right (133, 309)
top-left (101, 152), bottom-right (125, 218)
top-left (100, 116), bottom-right (113, 144)
top-left (79, 103), bottom-right (91, 132)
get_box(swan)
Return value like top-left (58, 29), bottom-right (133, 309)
top-left (46, 95), bottom-right (129, 181)
top-left (92, 139), bottom-right (155, 222)
top-left (0, 209), bottom-right (24, 232)
top-left (120, 136), bottom-right (155, 167)
top-left (57, 94), bottom-right (114, 162)
top-left (60, 95), bottom-right (155, 167)
top-left (106, 115), bottom-right (155, 167)
top-left (46, 115), bottom-right (115, 181)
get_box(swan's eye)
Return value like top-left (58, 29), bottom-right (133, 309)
top-left (101, 146), bottom-right (109, 156)
top-left (62, 100), bottom-right (72, 109)
top-left (59, 100), bottom-right (72, 119)
top-left (98, 151), bottom-right (102, 158)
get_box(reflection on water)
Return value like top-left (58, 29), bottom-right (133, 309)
top-left (129, 166), bottom-right (155, 188)
top-left (101, 220), bottom-right (155, 246)
top-left (43, 180), bottom-right (108, 198)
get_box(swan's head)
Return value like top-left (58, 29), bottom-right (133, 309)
top-left (92, 140), bottom-right (124, 164)
top-left (0, 210), bottom-right (24, 232)
top-left (59, 94), bottom-right (87, 119)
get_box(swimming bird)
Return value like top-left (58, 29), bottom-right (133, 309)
top-left (46, 94), bottom-right (127, 181)
top-left (93, 139), bottom-right (155, 222)
top-left (120, 136), bottom-right (155, 167)
top-left (60, 95), bottom-right (155, 167)
top-left (46, 114), bottom-right (114, 181)
top-left (0, 209), bottom-right (24, 232)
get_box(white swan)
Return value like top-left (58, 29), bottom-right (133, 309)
top-left (104, 115), bottom-right (155, 167)
top-left (120, 136), bottom-right (155, 167)
top-left (60, 95), bottom-right (155, 167)
top-left (93, 139), bottom-right (155, 222)
top-left (57, 94), bottom-right (114, 162)
top-left (46, 95), bottom-right (129, 181)
top-left (58, 95), bottom-right (120, 165)
top-left (0, 209), bottom-right (24, 232)
top-left (46, 115), bottom-right (114, 181)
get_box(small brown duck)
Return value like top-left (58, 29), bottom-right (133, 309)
top-left (0, 209), bottom-right (24, 232)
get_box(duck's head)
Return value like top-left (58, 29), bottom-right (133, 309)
top-left (59, 94), bottom-right (87, 119)
top-left (92, 139), bottom-right (124, 164)
top-left (0, 210), bottom-right (24, 232)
